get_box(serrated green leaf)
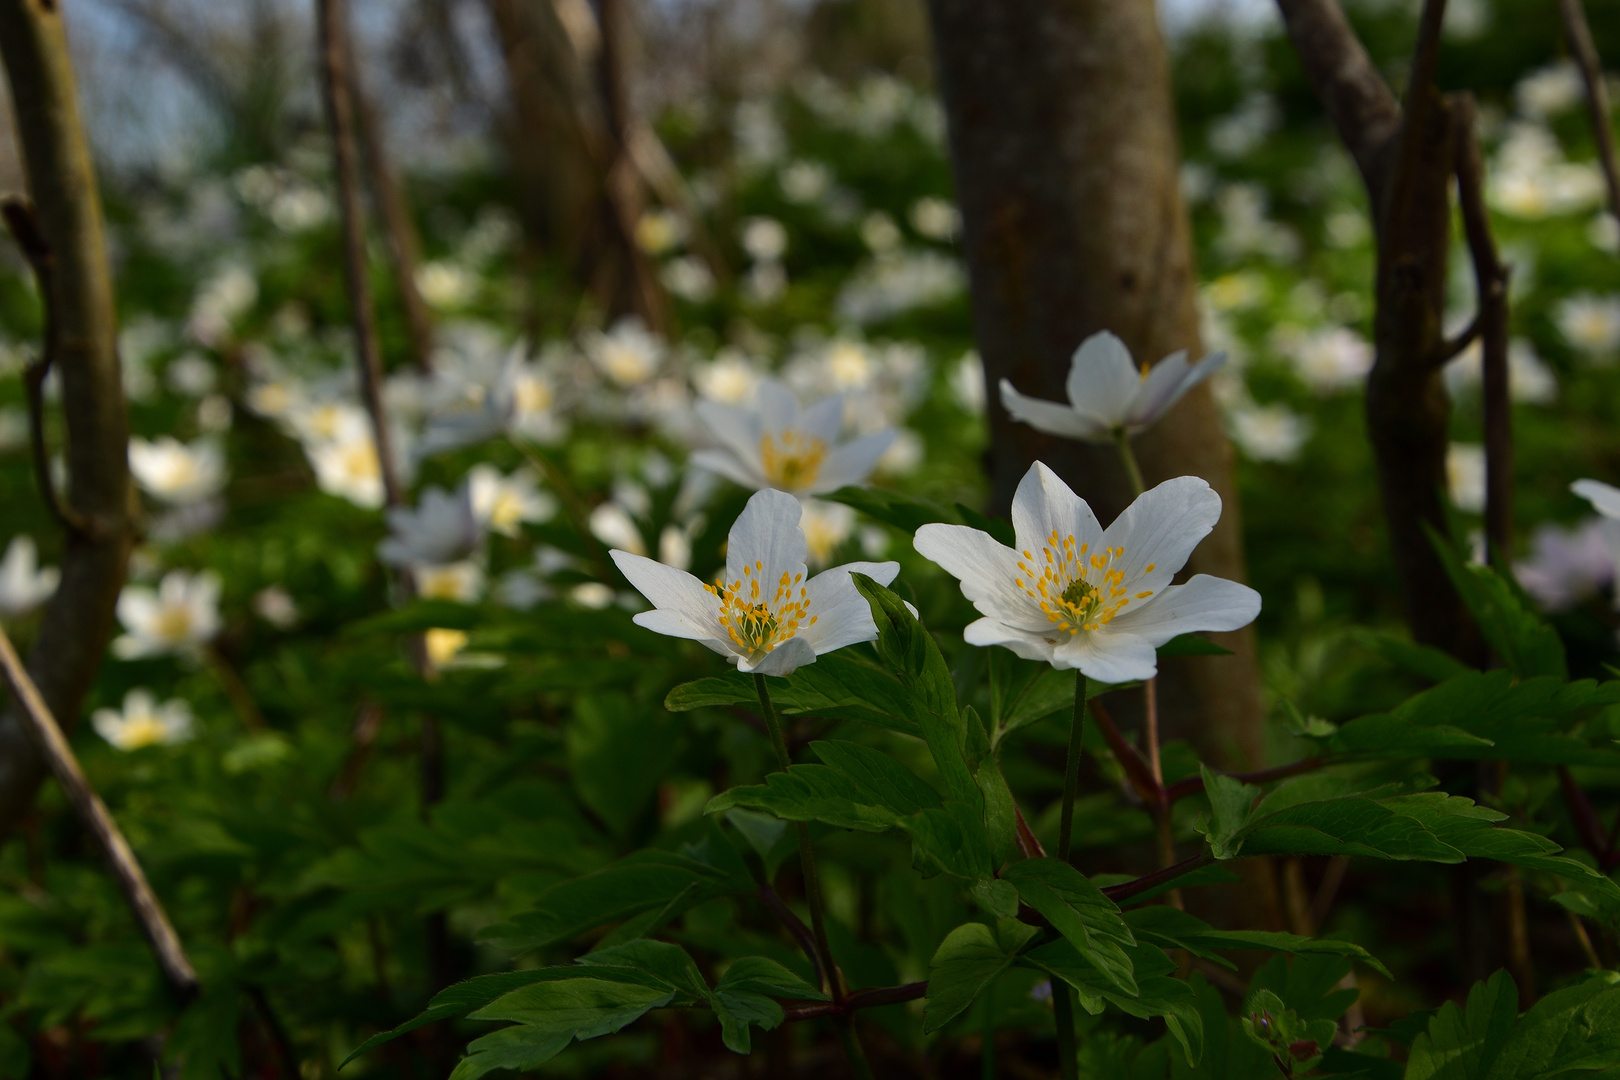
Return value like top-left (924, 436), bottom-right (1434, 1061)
top-left (901, 801), bottom-right (995, 879)
top-left (1428, 527), bottom-right (1566, 680)
top-left (1124, 906), bottom-right (1390, 977)
top-left (447, 1027), bottom-right (573, 1080)
top-left (1002, 858), bottom-right (1137, 996)
top-left (924, 922), bottom-right (1015, 1033)
top-left (1485, 972), bottom-right (1620, 1077)
top-left (469, 975), bottom-right (675, 1034)
top-left (1405, 969), bottom-right (1518, 1080)
top-left (1023, 940), bottom-right (1202, 1065)
top-left (710, 957), bottom-right (829, 1054)
top-left (707, 764), bottom-right (907, 831)
top-left (664, 652), bottom-right (919, 734)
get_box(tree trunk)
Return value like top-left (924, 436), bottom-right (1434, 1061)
top-left (923, 0), bottom-right (1265, 768)
top-left (0, 0), bottom-right (136, 831)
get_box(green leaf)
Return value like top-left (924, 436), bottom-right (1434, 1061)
top-left (1002, 858), bottom-right (1138, 996)
top-left (1404, 969), bottom-right (1518, 1080)
top-left (974, 754), bottom-right (1020, 866)
top-left (1352, 628), bottom-right (1471, 683)
top-left (1486, 972), bottom-right (1620, 1077)
top-left (469, 974), bottom-right (676, 1033)
top-left (901, 801), bottom-right (995, 879)
top-left (1243, 988), bottom-right (1336, 1075)
top-left (1199, 765), bottom-right (1260, 860)
top-left (924, 921), bottom-right (1020, 1033)
top-left (447, 1027), bottom-right (573, 1080)
top-left (706, 739), bottom-right (943, 832)
top-left (479, 850), bottom-right (750, 952)
top-left (807, 740), bottom-right (945, 814)
top-left (851, 574), bottom-right (982, 809)
top-left (568, 692), bottom-right (681, 837)
top-left (1023, 940), bottom-right (1202, 1065)
top-left (1428, 527), bottom-right (1566, 680)
top-left (1123, 906), bottom-right (1390, 977)
top-left (579, 940), bottom-right (708, 999)
top-left (665, 652), bottom-right (919, 735)
top-left (341, 969), bottom-right (578, 1067)
top-left (711, 957), bottom-right (829, 1054)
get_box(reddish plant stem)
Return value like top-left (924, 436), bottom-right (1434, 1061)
top-left (1087, 696), bottom-right (1160, 805)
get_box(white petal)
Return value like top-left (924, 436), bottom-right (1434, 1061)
top-left (963, 618), bottom-right (1058, 663)
top-left (914, 523), bottom-right (1042, 630)
top-left (117, 589), bottom-right (159, 632)
top-left (797, 394), bottom-right (847, 446)
top-left (739, 635), bottom-right (817, 676)
top-left (690, 447), bottom-right (766, 490)
top-left (1064, 331), bottom-right (1140, 428)
top-left (1099, 475), bottom-right (1221, 597)
top-left (754, 377), bottom-right (804, 434)
top-left (632, 608), bottom-right (730, 651)
top-left (1573, 478), bottom-right (1620, 520)
top-left (1130, 350), bottom-right (1224, 429)
top-left (695, 399), bottom-right (763, 467)
top-left (1000, 380), bottom-right (1106, 441)
top-left (1108, 574), bottom-right (1261, 645)
top-left (1010, 462), bottom-right (1104, 562)
top-left (610, 549), bottom-right (720, 632)
top-left (1052, 630), bottom-right (1158, 683)
top-left (726, 488), bottom-right (808, 587)
top-left (812, 429), bottom-right (896, 492)
top-left (798, 560), bottom-right (897, 654)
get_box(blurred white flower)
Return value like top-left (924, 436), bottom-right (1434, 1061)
top-left (1282, 326), bottom-right (1373, 394)
top-left (859, 212), bottom-right (902, 254)
top-left (909, 197), bottom-right (961, 242)
top-left (113, 570), bottom-right (222, 659)
top-left (743, 262), bottom-right (788, 303)
top-left (878, 428), bottom-right (924, 475)
top-left (0, 536), bottom-right (58, 617)
top-left (1207, 92), bottom-right (1280, 159)
top-left (415, 561), bottom-right (485, 603)
top-left (253, 585), bottom-right (299, 629)
top-left (1515, 519), bottom-right (1619, 612)
top-left (0, 408), bottom-right (26, 452)
top-left (692, 377), bottom-right (895, 498)
top-left (951, 351), bottom-right (986, 415)
top-left (1590, 213), bottom-right (1620, 254)
top-left (1490, 123), bottom-right (1604, 218)
top-left (129, 437), bottom-right (227, 506)
top-left (166, 353), bottom-right (216, 396)
top-left (379, 484), bottom-right (482, 567)
top-left (658, 523), bottom-right (693, 571)
top-left (1214, 184), bottom-right (1300, 263)
top-left (187, 264), bottom-right (257, 346)
top-left (92, 689), bottom-right (194, 751)
top-left (308, 432), bottom-right (386, 509)
top-left (836, 250), bottom-right (964, 324)
top-left (585, 317), bottom-right (665, 387)
top-left (1515, 61), bottom-right (1583, 118)
top-left (467, 465), bottom-right (554, 537)
top-left (779, 160), bottom-right (832, 203)
top-left (694, 349), bottom-right (764, 405)
top-left (570, 582), bottom-right (617, 609)
top-left (662, 256), bottom-right (716, 302)
top-left (635, 209), bottom-right (686, 255)
top-left (590, 501), bottom-right (646, 556)
top-left (741, 217), bottom-right (788, 262)
top-left (415, 261), bottom-right (476, 309)
top-left (801, 499), bottom-right (856, 566)
top-left (197, 394), bottom-right (234, 433)
top-left (1447, 443), bottom-right (1487, 513)
top-left (1227, 401), bottom-right (1311, 462)
top-left (1203, 272), bottom-right (1267, 313)
top-left (1555, 294), bottom-right (1620, 361)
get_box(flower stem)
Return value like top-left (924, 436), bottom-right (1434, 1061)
top-left (1112, 429), bottom-right (1146, 498)
top-left (753, 673), bottom-right (872, 1079)
top-left (1053, 670), bottom-right (1087, 1080)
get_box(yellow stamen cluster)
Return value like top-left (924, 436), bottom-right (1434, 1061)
top-left (759, 430), bottom-right (827, 491)
top-left (1013, 530), bottom-right (1156, 636)
top-left (707, 559), bottom-right (818, 657)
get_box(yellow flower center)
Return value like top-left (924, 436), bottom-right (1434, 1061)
top-left (760, 430), bottom-right (827, 491)
top-left (1014, 530), bottom-right (1157, 636)
top-left (119, 713), bottom-right (171, 750)
top-left (708, 560), bottom-right (817, 658)
top-left (154, 605), bottom-right (194, 644)
top-left (425, 628), bottom-right (468, 665)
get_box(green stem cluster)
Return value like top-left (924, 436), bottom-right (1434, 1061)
top-left (1052, 670), bottom-right (1090, 1080)
top-left (754, 674), bottom-right (874, 1080)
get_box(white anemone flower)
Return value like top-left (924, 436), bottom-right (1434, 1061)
top-left (378, 484), bottom-right (483, 567)
top-left (913, 463), bottom-right (1260, 683)
top-left (467, 465), bottom-right (555, 537)
top-left (585, 316), bottom-right (665, 387)
top-left (415, 561), bottom-right (485, 603)
top-left (113, 570), bottom-right (223, 659)
top-left (92, 689), bottom-right (194, 750)
top-left (307, 432), bottom-right (386, 509)
top-left (1573, 478), bottom-right (1620, 520)
top-left (610, 488), bottom-right (900, 676)
top-left (129, 437), bottom-right (227, 506)
top-left (999, 331), bottom-right (1225, 443)
top-left (0, 536), bottom-right (58, 617)
top-left (692, 377), bottom-right (895, 498)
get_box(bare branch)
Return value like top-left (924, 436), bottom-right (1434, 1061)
top-left (1274, 0), bottom-right (1401, 186)
top-left (0, 0), bottom-right (137, 833)
top-left (0, 624), bottom-right (198, 999)
top-left (1559, 0), bottom-right (1620, 225)
top-left (1453, 94), bottom-right (1513, 563)
top-left (1436, 311), bottom-right (1482, 366)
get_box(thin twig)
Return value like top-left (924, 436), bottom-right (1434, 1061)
top-left (1100, 853), bottom-right (1213, 903)
top-left (779, 981), bottom-right (928, 1022)
top-left (1087, 696), bottom-right (1159, 806)
top-left (1558, 766), bottom-right (1617, 871)
top-left (1568, 908), bottom-right (1603, 970)
top-left (2, 197), bottom-right (90, 536)
top-left (1435, 312), bottom-right (1482, 366)
top-left (758, 884), bottom-right (825, 993)
top-left (1559, 0), bottom-right (1620, 225)
top-left (0, 623), bottom-right (198, 1000)
top-left (1453, 94), bottom-right (1513, 564)
top-left (1014, 803), bottom-right (1047, 860)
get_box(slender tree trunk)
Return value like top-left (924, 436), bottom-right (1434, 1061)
top-left (923, 0), bottom-right (1265, 768)
top-left (0, 0), bottom-right (136, 833)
